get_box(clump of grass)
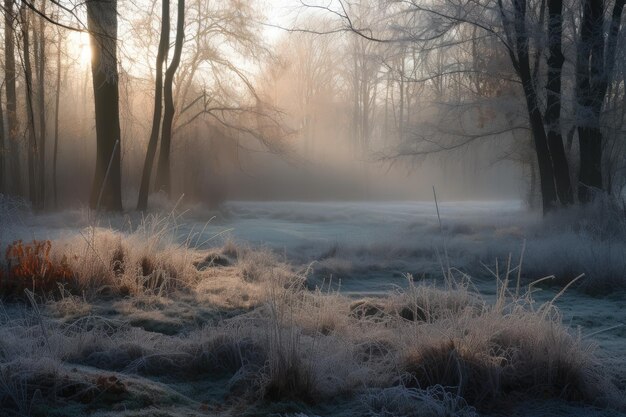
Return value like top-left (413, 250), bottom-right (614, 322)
top-left (126, 333), bottom-right (267, 380)
top-left (251, 280), bottom-right (375, 404)
top-left (0, 358), bottom-right (64, 414)
top-left (49, 214), bottom-right (200, 297)
top-left (396, 266), bottom-right (616, 410)
top-left (362, 384), bottom-right (478, 417)
top-left (221, 237), bottom-right (239, 259)
top-left (401, 339), bottom-right (502, 404)
top-left (1, 208), bottom-right (624, 415)
top-left (46, 287), bottom-right (92, 319)
top-left (256, 287), bottom-right (317, 403)
top-left (239, 246), bottom-right (286, 283)
top-left (0, 240), bottom-right (75, 298)
top-left (193, 251), bottom-right (232, 270)
top-left (260, 337), bottom-right (314, 402)
top-left (350, 277), bottom-right (481, 324)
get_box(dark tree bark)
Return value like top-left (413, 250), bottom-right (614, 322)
top-left (36, 0), bottom-right (47, 209)
top-left (544, 0), bottom-right (573, 205)
top-left (511, 0), bottom-right (558, 213)
top-left (155, 0), bottom-right (185, 196)
top-left (575, 0), bottom-right (624, 203)
top-left (86, 0), bottom-right (123, 211)
top-left (4, 0), bottom-right (21, 195)
top-left (603, 0), bottom-right (626, 196)
top-left (397, 54), bottom-right (405, 143)
top-left (21, 4), bottom-right (40, 208)
top-left (605, 0), bottom-right (626, 84)
top-left (576, 0), bottom-right (604, 202)
top-left (137, 0), bottom-right (170, 211)
top-left (529, 157), bottom-right (538, 207)
top-left (0, 85), bottom-right (4, 194)
top-left (53, 28), bottom-right (62, 208)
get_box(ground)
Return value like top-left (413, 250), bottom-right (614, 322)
top-left (0, 200), bottom-right (624, 416)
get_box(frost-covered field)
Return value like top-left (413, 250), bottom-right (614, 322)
top-left (0, 200), bottom-right (625, 416)
top-left (8, 200), bottom-right (626, 293)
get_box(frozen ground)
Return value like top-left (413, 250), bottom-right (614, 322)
top-left (1, 199), bottom-right (625, 416)
top-left (217, 201), bottom-right (626, 371)
top-left (7, 199), bottom-right (625, 290)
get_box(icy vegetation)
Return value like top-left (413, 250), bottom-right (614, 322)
top-left (5, 199), bottom-right (626, 294)
top-left (0, 200), bottom-right (625, 416)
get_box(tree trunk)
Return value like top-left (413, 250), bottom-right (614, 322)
top-left (155, 0), bottom-right (185, 196)
top-left (576, 0), bottom-right (604, 202)
top-left (4, 0), bottom-right (21, 195)
top-left (605, 0), bottom-right (626, 85)
top-left (524, 81), bottom-right (558, 213)
top-left (36, 0), bottom-right (47, 209)
top-left (528, 157), bottom-right (538, 208)
top-left (574, 0), bottom-right (624, 202)
top-left (53, 28), bottom-right (62, 208)
top-left (352, 43), bottom-right (360, 148)
top-left (0, 85), bottom-right (4, 194)
top-left (21, 4), bottom-right (39, 208)
top-left (137, 0), bottom-right (170, 210)
top-left (86, 0), bottom-right (123, 211)
top-left (398, 55), bottom-right (404, 143)
top-left (513, 0), bottom-right (558, 213)
top-left (544, 0), bottom-right (573, 205)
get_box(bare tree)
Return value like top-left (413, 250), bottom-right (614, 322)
top-left (544, 0), bottom-right (573, 205)
top-left (306, 0), bottom-right (626, 212)
top-left (575, 0), bottom-right (625, 202)
top-left (21, 2), bottom-right (40, 208)
top-left (4, 0), bottom-right (21, 196)
top-left (35, 0), bottom-right (47, 208)
top-left (137, 0), bottom-right (170, 210)
top-left (341, 2), bottom-right (384, 156)
top-left (154, 0), bottom-right (185, 195)
top-left (0, 82), bottom-right (4, 194)
top-left (86, 0), bottom-right (123, 211)
top-left (52, 23), bottom-right (63, 208)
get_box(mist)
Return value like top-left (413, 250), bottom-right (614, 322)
top-left (0, 0), bottom-right (538, 208)
top-left (0, 0), bottom-right (625, 416)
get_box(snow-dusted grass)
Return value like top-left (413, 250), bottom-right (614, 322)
top-left (3, 196), bottom-right (626, 295)
top-left (362, 385), bottom-right (478, 417)
top-left (0, 207), bottom-right (625, 416)
top-left (50, 214), bottom-right (200, 297)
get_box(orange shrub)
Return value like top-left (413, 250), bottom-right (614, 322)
top-left (0, 240), bottom-right (75, 297)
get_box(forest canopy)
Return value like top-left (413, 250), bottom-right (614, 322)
top-left (0, 0), bottom-right (624, 212)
